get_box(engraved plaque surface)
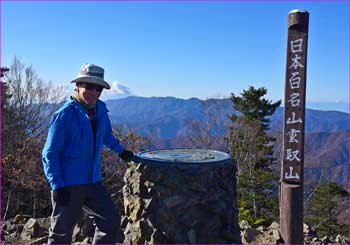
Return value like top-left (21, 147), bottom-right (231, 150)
top-left (137, 148), bottom-right (230, 163)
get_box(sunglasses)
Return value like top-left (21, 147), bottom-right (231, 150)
top-left (78, 83), bottom-right (103, 92)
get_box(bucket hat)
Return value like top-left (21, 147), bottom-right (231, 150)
top-left (71, 64), bottom-right (110, 89)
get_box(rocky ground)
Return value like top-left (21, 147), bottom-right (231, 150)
top-left (1, 214), bottom-right (349, 244)
top-left (239, 220), bottom-right (349, 244)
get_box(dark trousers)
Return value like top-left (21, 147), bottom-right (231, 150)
top-left (48, 182), bottom-right (122, 244)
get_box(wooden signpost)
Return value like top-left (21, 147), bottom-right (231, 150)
top-left (280, 9), bottom-right (309, 244)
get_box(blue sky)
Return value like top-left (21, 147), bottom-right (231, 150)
top-left (2, 1), bottom-right (349, 111)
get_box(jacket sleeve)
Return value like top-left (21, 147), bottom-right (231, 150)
top-left (103, 115), bottom-right (125, 154)
top-left (42, 112), bottom-right (66, 190)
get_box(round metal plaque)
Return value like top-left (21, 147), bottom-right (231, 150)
top-left (137, 148), bottom-right (231, 163)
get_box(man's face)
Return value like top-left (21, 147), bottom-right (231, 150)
top-left (76, 82), bottom-right (103, 105)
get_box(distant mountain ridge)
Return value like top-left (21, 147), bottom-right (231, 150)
top-left (303, 130), bottom-right (349, 185)
top-left (306, 101), bottom-right (349, 113)
top-left (105, 96), bottom-right (350, 138)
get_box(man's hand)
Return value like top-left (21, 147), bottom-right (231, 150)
top-left (53, 186), bottom-right (71, 206)
top-left (119, 149), bottom-right (134, 162)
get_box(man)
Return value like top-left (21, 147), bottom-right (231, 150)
top-left (42, 63), bottom-right (134, 244)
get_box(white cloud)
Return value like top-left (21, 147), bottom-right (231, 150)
top-left (100, 81), bottom-right (134, 101)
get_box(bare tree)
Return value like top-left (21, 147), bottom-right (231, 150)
top-left (229, 117), bottom-right (264, 217)
top-left (2, 57), bottom-right (67, 152)
top-left (2, 57), bottom-right (68, 219)
top-left (229, 117), bottom-right (262, 178)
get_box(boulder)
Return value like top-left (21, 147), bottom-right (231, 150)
top-left (20, 218), bottom-right (40, 241)
top-left (12, 214), bottom-right (31, 224)
top-left (335, 234), bottom-right (349, 243)
top-left (268, 221), bottom-right (280, 230)
top-left (241, 227), bottom-right (260, 243)
top-left (28, 236), bottom-right (48, 244)
top-left (254, 228), bottom-right (282, 244)
top-left (239, 220), bottom-right (251, 230)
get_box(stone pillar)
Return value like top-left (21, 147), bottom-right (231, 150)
top-left (123, 149), bottom-right (241, 244)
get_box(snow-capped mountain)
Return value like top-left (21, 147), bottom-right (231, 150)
top-left (100, 81), bottom-right (133, 101)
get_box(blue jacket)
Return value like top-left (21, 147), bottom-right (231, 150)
top-left (42, 98), bottom-right (124, 190)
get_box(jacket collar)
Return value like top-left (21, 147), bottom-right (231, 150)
top-left (68, 97), bottom-right (108, 118)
